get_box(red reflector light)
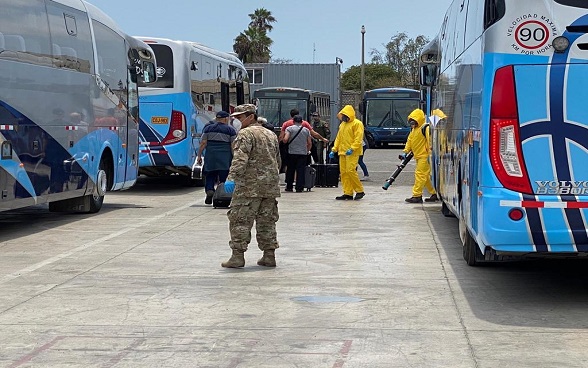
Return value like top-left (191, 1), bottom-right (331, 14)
top-left (508, 208), bottom-right (525, 221)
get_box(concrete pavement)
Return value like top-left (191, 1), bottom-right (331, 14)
top-left (1, 148), bottom-right (588, 367)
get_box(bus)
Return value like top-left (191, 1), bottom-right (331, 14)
top-left (0, 0), bottom-right (156, 213)
top-left (136, 37), bottom-right (249, 184)
top-left (359, 88), bottom-right (421, 148)
top-left (253, 87), bottom-right (331, 134)
top-left (421, 0), bottom-right (588, 265)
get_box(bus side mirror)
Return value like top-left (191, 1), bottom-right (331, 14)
top-left (419, 65), bottom-right (438, 87)
top-left (358, 102), bottom-right (365, 115)
top-left (309, 103), bottom-right (317, 114)
top-left (142, 61), bottom-right (157, 84)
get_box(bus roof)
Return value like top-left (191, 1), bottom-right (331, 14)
top-left (366, 87), bottom-right (419, 94)
top-left (254, 87), bottom-right (329, 96)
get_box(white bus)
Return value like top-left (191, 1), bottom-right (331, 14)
top-left (421, 0), bottom-right (588, 265)
top-left (135, 37), bottom-right (249, 184)
top-left (0, 0), bottom-right (156, 213)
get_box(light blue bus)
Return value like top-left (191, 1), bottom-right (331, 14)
top-left (0, 0), bottom-right (156, 213)
top-left (421, 0), bottom-right (588, 265)
top-left (136, 37), bottom-right (249, 185)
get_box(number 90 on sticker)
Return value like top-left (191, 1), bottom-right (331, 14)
top-left (515, 20), bottom-right (549, 50)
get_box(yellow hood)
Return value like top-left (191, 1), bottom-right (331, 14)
top-left (337, 105), bottom-right (356, 121)
top-left (407, 109), bottom-right (426, 128)
top-left (432, 109), bottom-right (447, 119)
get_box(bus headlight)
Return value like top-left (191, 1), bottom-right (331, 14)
top-left (552, 36), bottom-right (570, 53)
top-left (172, 130), bottom-right (185, 139)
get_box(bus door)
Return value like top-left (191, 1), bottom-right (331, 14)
top-left (124, 60), bottom-right (140, 187)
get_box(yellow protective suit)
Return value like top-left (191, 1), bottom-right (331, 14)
top-left (403, 109), bottom-right (436, 198)
top-left (332, 105), bottom-right (364, 196)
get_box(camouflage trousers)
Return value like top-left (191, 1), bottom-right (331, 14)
top-left (228, 197), bottom-right (280, 251)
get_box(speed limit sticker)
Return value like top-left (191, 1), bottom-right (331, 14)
top-left (507, 14), bottom-right (559, 55)
top-left (515, 20), bottom-right (549, 49)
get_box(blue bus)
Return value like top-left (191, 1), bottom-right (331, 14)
top-left (421, 0), bottom-right (588, 265)
top-left (136, 37), bottom-right (249, 185)
top-left (359, 88), bottom-right (421, 148)
top-left (0, 0), bottom-right (156, 213)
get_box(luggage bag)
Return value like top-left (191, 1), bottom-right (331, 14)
top-left (212, 182), bottom-right (232, 208)
top-left (311, 162), bottom-right (339, 188)
top-left (304, 166), bottom-right (316, 191)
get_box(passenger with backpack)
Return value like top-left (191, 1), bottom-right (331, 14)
top-left (400, 108), bottom-right (438, 203)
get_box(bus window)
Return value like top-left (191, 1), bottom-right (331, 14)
top-left (149, 44), bottom-right (174, 88)
top-left (46, 2), bottom-right (93, 73)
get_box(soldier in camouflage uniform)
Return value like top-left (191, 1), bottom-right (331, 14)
top-left (311, 112), bottom-right (331, 164)
top-left (221, 104), bottom-right (281, 268)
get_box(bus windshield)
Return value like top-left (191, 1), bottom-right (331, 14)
top-left (365, 99), bottom-right (419, 128)
top-left (148, 44), bottom-right (174, 88)
top-left (256, 98), bottom-right (308, 126)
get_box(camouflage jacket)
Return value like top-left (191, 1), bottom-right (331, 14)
top-left (227, 122), bottom-right (281, 198)
top-left (313, 120), bottom-right (331, 141)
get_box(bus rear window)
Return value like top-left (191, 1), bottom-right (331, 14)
top-left (554, 0), bottom-right (588, 8)
top-left (148, 44), bottom-right (174, 88)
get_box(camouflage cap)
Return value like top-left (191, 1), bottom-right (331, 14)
top-left (230, 104), bottom-right (256, 116)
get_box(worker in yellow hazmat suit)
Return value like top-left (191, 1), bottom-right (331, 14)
top-left (329, 105), bottom-right (365, 200)
top-left (401, 108), bottom-right (438, 203)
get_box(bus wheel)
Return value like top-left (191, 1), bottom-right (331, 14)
top-left (463, 229), bottom-right (483, 266)
top-left (88, 160), bottom-right (108, 213)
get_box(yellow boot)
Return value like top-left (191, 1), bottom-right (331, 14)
top-left (221, 249), bottom-right (245, 268)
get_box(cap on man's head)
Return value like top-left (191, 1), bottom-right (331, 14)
top-left (293, 115), bottom-right (303, 123)
top-left (230, 104), bottom-right (256, 116)
top-left (216, 111), bottom-right (230, 118)
top-left (311, 112), bottom-right (320, 116)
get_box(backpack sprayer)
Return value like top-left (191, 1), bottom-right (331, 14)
top-left (382, 152), bottom-right (414, 190)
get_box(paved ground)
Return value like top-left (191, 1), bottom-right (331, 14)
top-left (1, 147), bottom-right (588, 367)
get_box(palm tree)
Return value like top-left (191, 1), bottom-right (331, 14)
top-left (233, 27), bottom-right (272, 63)
top-left (248, 8), bottom-right (276, 33)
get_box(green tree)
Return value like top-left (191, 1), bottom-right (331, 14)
top-left (370, 32), bottom-right (429, 88)
top-left (341, 64), bottom-right (402, 91)
top-left (248, 8), bottom-right (276, 32)
top-left (233, 8), bottom-right (276, 63)
top-left (234, 27), bottom-right (273, 63)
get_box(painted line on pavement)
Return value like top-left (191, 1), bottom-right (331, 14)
top-left (0, 201), bottom-right (199, 285)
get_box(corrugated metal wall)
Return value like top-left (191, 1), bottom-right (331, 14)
top-left (245, 63), bottom-right (342, 135)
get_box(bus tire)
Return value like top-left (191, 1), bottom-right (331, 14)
top-left (463, 229), bottom-right (483, 266)
top-left (88, 159), bottom-right (108, 213)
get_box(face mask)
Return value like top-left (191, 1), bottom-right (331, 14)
top-left (342, 115), bottom-right (350, 123)
top-left (232, 118), bottom-right (241, 127)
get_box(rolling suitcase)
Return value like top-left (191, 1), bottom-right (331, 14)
top-left (304, 166), bottom-right (316, 191)
top-left (212, 182), bottom-right (232, 208)
top-left (311, 157), bottom-right (339, 187)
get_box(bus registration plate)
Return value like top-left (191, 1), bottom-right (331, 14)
top-left (151, 116), bottom-right (169, 124)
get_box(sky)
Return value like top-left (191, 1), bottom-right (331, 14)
top-left (90, 0), bottom-right (453, 71)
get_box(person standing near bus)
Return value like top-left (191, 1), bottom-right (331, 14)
top-left (196, 111), bottom-right (237, 204)
top-left (311, 111), bottom-right (331, 164)
top-left (401, 108), bottom-right (438, 203)
top-left (329, 105), bottom-right (365, 200)
top-left (279, 108), bottom-right (328, 171)
top-left (283, 115), bottom-right (312, 192)
top-left (221, 104), bottom-right (281, 268)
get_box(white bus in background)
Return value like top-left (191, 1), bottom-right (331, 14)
top-left (0, 0), bottom-right (156, 213)
top-left (135, 37), bottom-right (249, 185)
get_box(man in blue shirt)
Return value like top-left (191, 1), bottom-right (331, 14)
top-left (197, 111), bottom-right (237, 204)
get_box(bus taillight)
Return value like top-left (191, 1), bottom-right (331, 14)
top-left (489, 66), bottom-right (532, 194)
top-left (161, 110), bottom-right (186, 145)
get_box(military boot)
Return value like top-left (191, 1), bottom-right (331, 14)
top-left (221, 249), bottom-right (245, 268)
top-left (257, 249), bottom-right (276, 267)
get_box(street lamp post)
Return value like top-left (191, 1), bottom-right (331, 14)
top-left (360, 25), bottom-right (366, 111)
